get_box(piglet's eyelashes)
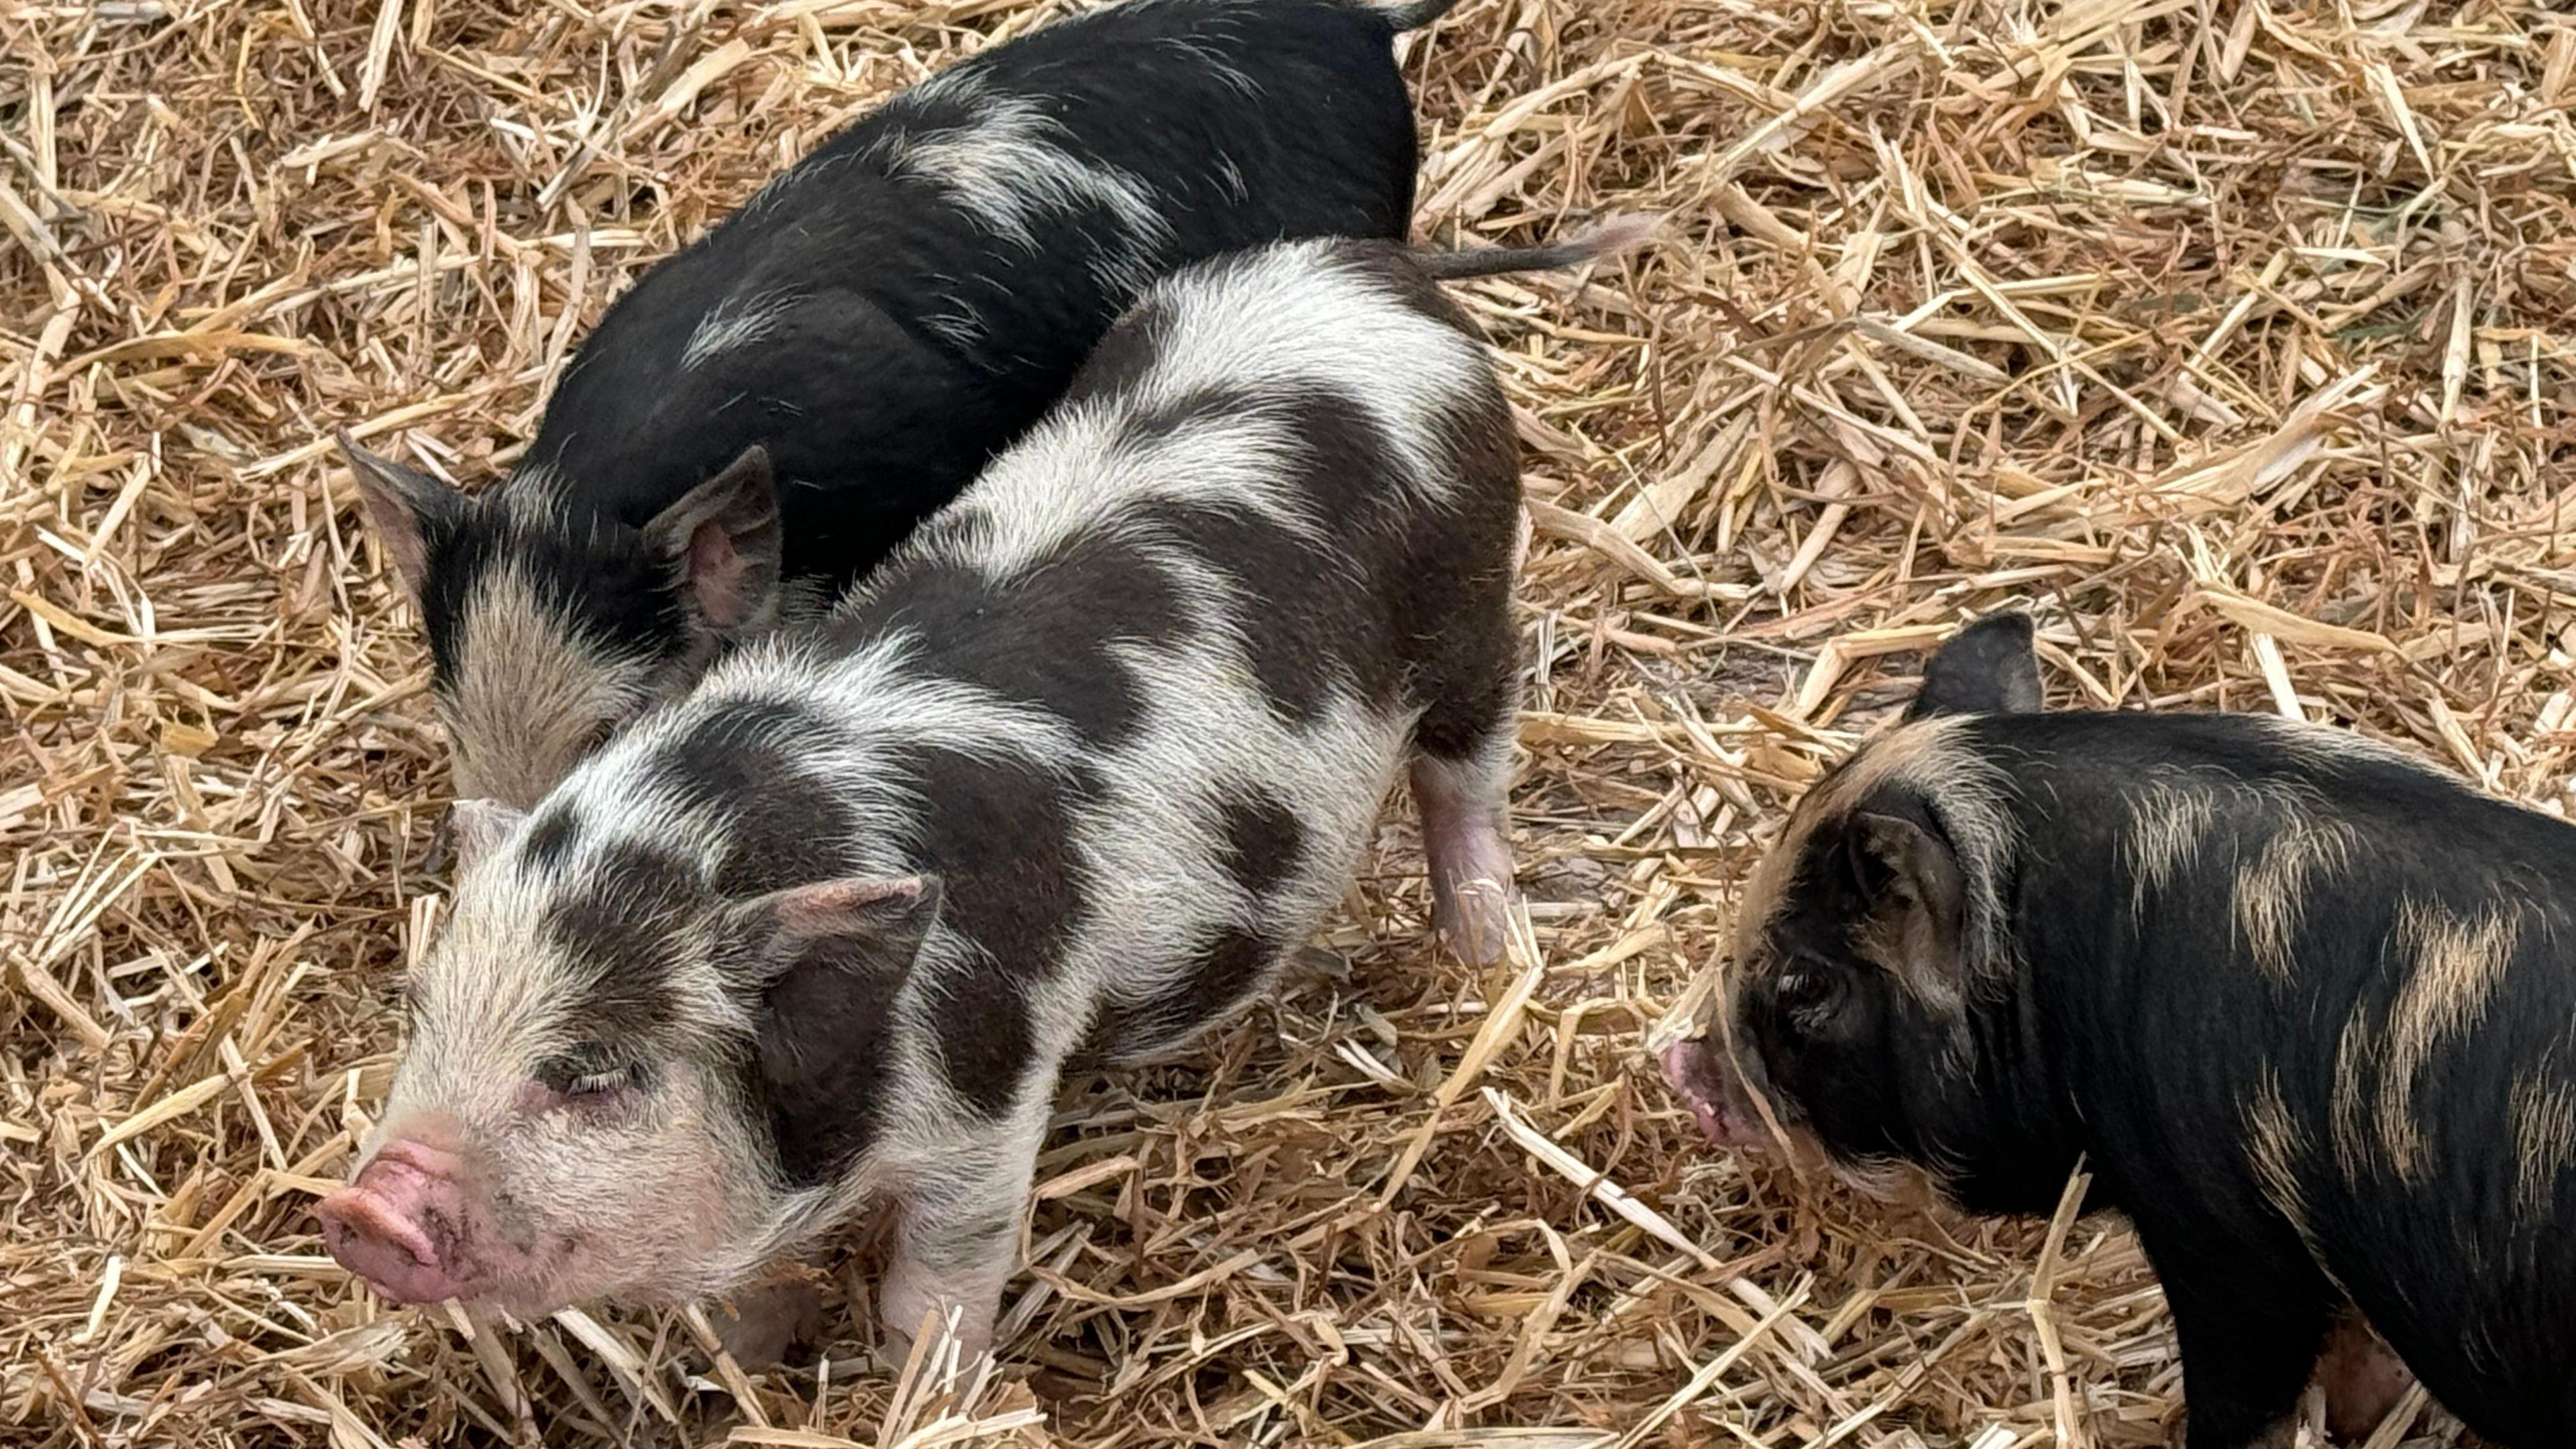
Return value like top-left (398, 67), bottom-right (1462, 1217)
top-left (535, 1048), bottom-right (650, 1100)
top-left (1770, 955), bottom-right (1850, 1025)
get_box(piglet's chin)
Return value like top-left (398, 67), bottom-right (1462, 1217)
top-left (1658, 1039), bottom-right (1774, 1150)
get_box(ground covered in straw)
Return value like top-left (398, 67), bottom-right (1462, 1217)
top-left (5, 0), bottom-right (2572, 1442)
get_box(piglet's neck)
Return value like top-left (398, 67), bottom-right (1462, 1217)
top-left (1971, 763), bottom-right (2217, 1212)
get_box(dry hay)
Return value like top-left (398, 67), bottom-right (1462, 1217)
top-left (3, 0), bottom-right (2572, 1440)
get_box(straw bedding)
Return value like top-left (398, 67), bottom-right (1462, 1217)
top-left (4, 0), bottom-right (2569, 1441)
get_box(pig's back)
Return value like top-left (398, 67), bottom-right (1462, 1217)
top-left (1989, 710), bottom-right (2576, 1438)
top-left (519, 0), bottom-right (1421, 596)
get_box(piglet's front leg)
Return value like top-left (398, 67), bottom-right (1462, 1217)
top-left (877, 1107), bottom-right (1048, 1371)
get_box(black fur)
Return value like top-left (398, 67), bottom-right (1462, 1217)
top-left (1085, 924), bottom-right (1279, 1061)
top-left (521, 805), bottom-right (583, 875)
top-left (649, 700), bottom-right (861, 896)
top-left (1727, 631), bottom-right (2576, 1446)
top-left (419, 0), bottom-right (1433, 719)
top-left (1901, 611), bottom-right (2042, 720)
top-left (1214, 784), bottom-right (1307, 902)
top-left (832, 534), bottom-right (1193, 751)
top-left (748, 884), bottom-right (941, 1185)
top-left (545, 843), bottom-right (706, 1044)
top-left (903, 746), bottom-right (1085, 1118)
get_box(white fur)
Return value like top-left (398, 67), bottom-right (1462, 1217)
top-left (681, 288), bottom-right (802, 370)
top-left (378, 239), bottom-right (1519, 1353)
top-left (441, 556), bottom-right (659, 812)
top-left (1028, 632), bottom-right (1417, 1065)
top-left (1132, 244), bottom-right (1493, 497)
top-left (930, 241), bottom-right (1496, 580)
top-left (876, 88), bottom-right (1170, 295)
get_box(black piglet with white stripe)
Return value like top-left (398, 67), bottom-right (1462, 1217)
top-left (1662, 614), bottom-right (2576, 1447)
top-left (335, 0), bottom-right (1466, 813)
top-left (318, 237), bottom-right (1526, 1364)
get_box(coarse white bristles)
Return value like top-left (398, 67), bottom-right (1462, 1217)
top-left (5, 0), bottom-right (2565, 1443)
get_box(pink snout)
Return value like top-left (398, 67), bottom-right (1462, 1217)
top-left (1659, 1038), bottom-right (1772, 1150)
top-left (317, 1138), bottom-right (482, 1305)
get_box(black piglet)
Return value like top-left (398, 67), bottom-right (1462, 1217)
top-left (338, 0), bottom-right (1464, 814)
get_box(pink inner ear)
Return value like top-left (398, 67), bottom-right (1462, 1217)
top-left (777, 877), bottom-right (922, 937)
top-left (687, 517), bottom-right (747, 628)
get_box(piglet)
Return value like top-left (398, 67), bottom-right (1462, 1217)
top-left (1662, 612), bottom-right (2576, 1446)
top-left (321, 234), bottom-right (1529, 1365)
top-left (336, 0), bottom-right (1469, 812)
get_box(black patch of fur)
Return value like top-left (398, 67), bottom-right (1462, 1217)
top-left (752, 899), bottom-right (918, 1186)
top-left (898, 746), bottom-right (1089, 1118)
top-left (1737, 704), bottom-right (2576, 1446)
top-left (1081, 925), bottom-right (1278, 1065)
top-left (521, 805), bottom-right (582, 874)
top-left (545, 842), bottom-right (706, 1042)
top-left (1214, 783), bottom-right (1305, 902)
top-left (649, 697), bottom-right (860, 895)
top-left (1126, 495), bottom-right (1356, 727)
top-left (835, 535), bottom-right (1191, 751)
top-left (1110, 356), bottom-right (1519, 753)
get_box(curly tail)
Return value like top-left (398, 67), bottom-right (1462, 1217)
top-left (1413, 213), bottom-right (1660, 282)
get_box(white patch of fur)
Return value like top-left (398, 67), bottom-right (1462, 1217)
top-left (2375, 896), bottom-right (2521, 1179)
top-left (2243, 1067), bottom-right (2317, 1252)
top-left (879, 91), bottom-right (1170, 286)
top-left (2252, 713), bottom-right (2436, 776)
top-left (2510, 1071), bottom-right (2576, 1217)
top-left (1134, 243), bottom-right (1491, 498)
top-left (682, 288), bottom-right (802, 370)
top-left (953, 404), bottom-right (1328, 580)
top-left (440, 559), bottom-right (658, 812)
top-left (2122, 775), bottom-right (2220, 917)
top-left (1150, 30), bottom-right (1263, 99)
top-left (921, 301), bottom-right (990, 356)
top-left (928, 243), bottom-right (1492, 580)
top-left (2232, 810), bottom-right (2358, 982)
top-left (492, 461), bottom-right (571, 508)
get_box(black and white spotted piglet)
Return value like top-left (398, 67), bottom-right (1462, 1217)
top-left (335, 0), bottom-right (1464, 813)
top-left (318, 237), bottom-right (1524, 1363)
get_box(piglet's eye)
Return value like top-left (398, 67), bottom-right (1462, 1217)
top-left (1774, 961), bottom-right (1845, 1017)
top-left (537, 1049), bottom-right (644, 1099)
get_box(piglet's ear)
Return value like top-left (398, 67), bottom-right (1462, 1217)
top-left (448, 798), bottom-right (529, 871)
top-left (731, 874), bottom-right (941, 1094)
top-left (1904, 612), bottom-right (2043, 722)
top-left (743, 875), bottom-right (941, 968)
top-left (339, 433), bottom-right (466, 597)
top-left (1846, 806), bottom-right (1969, 1008)
top-left (643, 446), bottom-right (782, 639)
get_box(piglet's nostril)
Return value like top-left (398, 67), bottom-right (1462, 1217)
top-left (316, 1140), bottom-right (482, 1304)
top-left (319, 1187), bottom-right (439, 1299)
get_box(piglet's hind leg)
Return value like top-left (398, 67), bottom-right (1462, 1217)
top-left (1411, 749), bottom-right (1517, 965)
